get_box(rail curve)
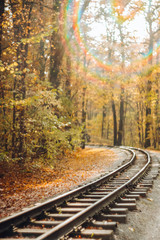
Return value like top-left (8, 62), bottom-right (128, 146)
top-left (0, 147), bottom-right (157, 240)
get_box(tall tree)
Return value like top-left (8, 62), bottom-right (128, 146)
top-left (0, 0), bottom-right (5, 58)
top-left (9, 0), bottom-right (34, 160)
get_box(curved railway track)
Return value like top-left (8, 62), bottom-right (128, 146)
top-left (0, 147), bottom-right (159, 240)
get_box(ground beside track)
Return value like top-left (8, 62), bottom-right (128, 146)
top-left (115, 151), bottom-right (160, 240)
top-left (0, 147), bottom-right (128, 219)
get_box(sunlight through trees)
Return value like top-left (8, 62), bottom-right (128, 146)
top-left (0, 0), bottom-right (160, 165)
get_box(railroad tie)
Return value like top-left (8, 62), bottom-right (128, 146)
top-left (90, 220), bottom-right (117, 230)
top-left (79, 229), bottom-right (114, 240)
top-left (114, 202), bottom-right (137, 211)
top-left (95, 213), bottom-right (127, 223)
top-left (117, 197), bottom-right (136, 203)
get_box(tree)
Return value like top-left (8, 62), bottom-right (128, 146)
top-left (0, 0), bottom-right (5, 58)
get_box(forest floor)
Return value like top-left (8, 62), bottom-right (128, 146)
top-left (0, 146), bottom-right (126, 219)
top-left (1, 147), bottom-right (160, 240)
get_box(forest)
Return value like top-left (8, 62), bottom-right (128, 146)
top-left (0, 0), bottom-right (160, 166)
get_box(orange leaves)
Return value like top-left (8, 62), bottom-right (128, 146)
top-left (0, 148), bottom-right (115, 219)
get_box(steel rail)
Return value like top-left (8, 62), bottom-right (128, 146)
top-left (36, 148), bottom-right (150, 240)
top-left (0, 148), bottom-right (135, 233)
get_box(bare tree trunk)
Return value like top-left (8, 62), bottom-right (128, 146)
top-left (101, 105), bottom-right (106, 138)
top-left (111, 96), bottom-right (117, 145)
top-left (39, 39), bottom-right (45, 81)
top-left (39, 0), bottom-right (45, 82)
top-left (136, 102), bottom-right (142, 147)
top-left (117, 24), bottom-right (125, 146)
top-left (106, 121), bottom-right (110, 140)
top-left (155, 75), bottom-right (160, 148)
top-left (81, 87), bottom-right (86, 149)
top-left (144, 79), bottom-right (152, 148)
top-left (66, 56), bottom-right (71, 98)
top-left (144, 0), bottom-right (154, 148)
top-left (117, 87), bottom-right (124, 146)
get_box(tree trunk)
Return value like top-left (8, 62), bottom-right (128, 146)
top-left (81, 87), bottom-right (86, 149)
top-left (144, 0), bottom-right (153, 148)
top-left (39, 1), bottom-right (46, 82)
top-left (101, 105), bottom-right (106, 138)
top-left (117, 24), bottom-right (125, 146)
top-left (66, 56), bottom-right (71, 98)
top-left (49, 31), bottom-right (64, 90)
top-left (117, 87), bottom-right (124, 146)
top-left (106, 121), bottom-right (110, 140)
top-left (144, 79), bottom-right (152, 148)
top-left (0, 1), bottom-right (7, 151)
top-left (111, 97), bottom-right (117, 145)
top-left (154, 75), bottom-right (160, 148)
top-left (136, 102), bottom-right (142, 147)
top-left (39, 39), bottom-right (45, 81)
top-left (10, 0), bottom-right (33, 160)
top-left (0, 0), bottom-right (4, 58)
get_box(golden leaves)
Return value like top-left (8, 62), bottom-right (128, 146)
top-left (0, 148), bottom-right (115, 218)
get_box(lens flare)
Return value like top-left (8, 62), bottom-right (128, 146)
top-left (59, 0), bottom-right (159, 85)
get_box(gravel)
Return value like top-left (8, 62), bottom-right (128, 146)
top-left (115, 151), bottom-right (160, 240)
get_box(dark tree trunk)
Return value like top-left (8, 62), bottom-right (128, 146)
top-left (0, 1), bottom-right (7, 151)
top-left (101, 105), bottom-right (106, 138)
top-left (111, 97), bottom-right (117, 145)
top-left (117, 87), bottom-right (124, 146)
top-left (106, 121), bottom-right (110, 140)
top-left (144, 79), bottom-right (152, 148)
top-left (66, 56), bottom-right (71, 98)
top-left (117, 24), bottom-right (125, 146)
top-left (49, 32), bottom-right (64, 90)
top-left (136, 102), bottom-right (142, 147)
top-left (144, 0), bottom-right (154, 148)
top-left (0, 0), bottom-right (4, 58)
top-left (144, 102), bottom-right (151, 148)
top-left (39, 40), bottom-right (45, 81)
top-left (39, 0), bottom-right (45, 81)
top-left (81, 87), bottom-right (86, 149)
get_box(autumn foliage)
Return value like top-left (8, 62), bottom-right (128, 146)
top-left (0, 0), bottom-right (160, 167)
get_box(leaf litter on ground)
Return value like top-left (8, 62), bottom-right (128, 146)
top-left (0, 147), bottom-right (116, 219)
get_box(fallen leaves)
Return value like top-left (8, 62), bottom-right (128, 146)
top-left (0, 147), bottom-right (116, 219)
top-left (128, 227), bottom-right (135, 232)
top-left (147, 198), bottom-right (153, 202)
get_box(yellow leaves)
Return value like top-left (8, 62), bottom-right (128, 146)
top-left (128, 227), bottom-right (135, 232)
top-left (147, 198), bottom-right (153, 202)
top-left (0, 66), bottom-right (5, 72)
top-left (23, 68), bottom-right (27, 73)
top-left (0, 61), bottom-right (19, 74)
top-left (91, 233), bottom-right (94, 238)
top-left (13, 62), bottom-right (18, 67)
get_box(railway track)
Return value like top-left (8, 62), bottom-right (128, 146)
top-left (0, 147), bottom-right (159, 240)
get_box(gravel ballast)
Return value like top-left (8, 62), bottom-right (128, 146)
top-left (115, 151), bottom-right (160, 240)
